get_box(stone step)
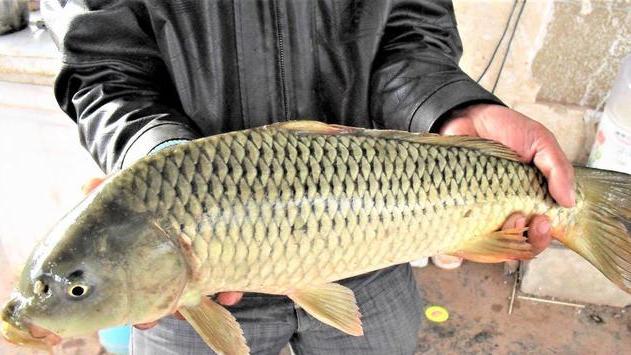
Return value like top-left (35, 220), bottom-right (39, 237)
top-left (0, 80), bottom-right (60, 111)
top-left (0, 11), bottom-right (60, 86)
top-left (521, 243), bottom-right (631, 308)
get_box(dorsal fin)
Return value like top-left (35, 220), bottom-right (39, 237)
top-left (265, 120), bottom-right (521, 162)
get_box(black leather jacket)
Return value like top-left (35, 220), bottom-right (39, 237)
top-left (46, 0), bottom-right (501, 173)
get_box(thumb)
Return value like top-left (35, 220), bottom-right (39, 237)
top-left (216, 292), bottom-right (243, 306)
top-left (439, 116), bottom-right (478, 136)
top-left (529, 132), bottom-right (576, 208)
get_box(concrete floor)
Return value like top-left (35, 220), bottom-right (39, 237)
top-left (413, 263), bottom-right (630, 354)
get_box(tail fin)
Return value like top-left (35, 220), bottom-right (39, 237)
top-left (555, 167), bottom-right (631, 294)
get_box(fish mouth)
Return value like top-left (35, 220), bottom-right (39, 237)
top-left (1, 318), bottom-right (62, 351)
top-left (1, 299), bottom-right (61, 351)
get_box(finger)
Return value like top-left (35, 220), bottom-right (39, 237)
top-left (216, 292), bottom-right (243, 306)
top-left (501, 214), bottom-right (527, 273)
top-left (28, 324), bottom-right (62, 346)
top-left (134, 321), bottom-right (158, 330)
top-left (474, 112), bottom-right (575, 208)
top-left (173, 311), bottom-right (185, 320)
top-left (81, 177), bottom-right (106, 195)
top-left (502, 213), bottom-right (527, 230)
top-left (530, 129), bottom-right (576, 208)
top-left (527, 215), bottom-right (552, 255)
top-left (439, 116), bottom-right (478, 136)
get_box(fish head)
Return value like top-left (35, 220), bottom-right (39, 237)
top-left (2, 196), bottom-right (189, 347)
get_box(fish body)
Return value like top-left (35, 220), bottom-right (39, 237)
top-left (112, 121), bottom-right (552, 295)
top-left (3, 121), bottom-right (631, 354)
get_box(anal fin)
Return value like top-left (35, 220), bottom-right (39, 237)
top-left (288, 283), bottom-right (363, 336)
top-left (451, 227), bottom-right (534, 263)
top-left (179, 297), bottom-right (249, 355)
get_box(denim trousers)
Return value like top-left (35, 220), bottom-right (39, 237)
top-left (131, 264), bottom-right (422, 355)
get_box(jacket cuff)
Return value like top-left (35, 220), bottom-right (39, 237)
top-left (121, 123), bottom-right (199, 169)
top-left (149, 139), bottom-right (189, 155)
top-left (409, 79), bottom-right (504, 133)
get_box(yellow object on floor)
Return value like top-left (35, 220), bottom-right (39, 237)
top-left (425, 306), bottom-right (449, 323)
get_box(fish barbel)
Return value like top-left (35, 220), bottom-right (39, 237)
top-left (3, 121), bottom-right (631, 354)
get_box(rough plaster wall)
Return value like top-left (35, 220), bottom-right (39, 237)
top-left (455, 0), bottom-right (517, 83)
top-left (455, 0), bottom-right (555, 106)
top-left (454, 0), bottom-right (629, 163)
top-left (456, 0), bottom-right (629, 109)
top-left (533, 0), bottom-right (631, 108)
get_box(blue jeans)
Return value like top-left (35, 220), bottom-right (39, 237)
top-left (131, 264), bottom-right (422, 354)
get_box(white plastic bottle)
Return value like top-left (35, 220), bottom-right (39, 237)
top-left (588, 54), bottom-right (631, 173)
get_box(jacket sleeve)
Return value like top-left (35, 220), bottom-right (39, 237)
top-left (44, 0), bottom-right (200, 174)
top-left (370, 0), bottom-right (503, 133)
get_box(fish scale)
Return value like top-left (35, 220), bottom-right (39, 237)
top-left (104, 123), bottom-right (552, 295)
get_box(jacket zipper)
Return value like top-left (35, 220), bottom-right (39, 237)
top-left (273, 0), bottom-right (289, 120)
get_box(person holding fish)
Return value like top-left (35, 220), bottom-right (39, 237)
top-left (10, 1), bottom-right (629, 354)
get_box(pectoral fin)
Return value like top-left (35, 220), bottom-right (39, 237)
top-left (179, 297), bottom-right (249, 355)
top-left (288, 283), bottom-right (363, 336)
top-left (451, 227), bottom-right (534, 263)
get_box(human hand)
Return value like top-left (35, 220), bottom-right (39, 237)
top-left (133, 293), bottom-right (244, 330)
top-left (81, 178), bottom-right (244, 330)
top-left (438, 104), bottom-right (575, 255)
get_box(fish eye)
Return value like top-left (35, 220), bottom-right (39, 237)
top-left (67, 284), bottom-right (89, 298)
